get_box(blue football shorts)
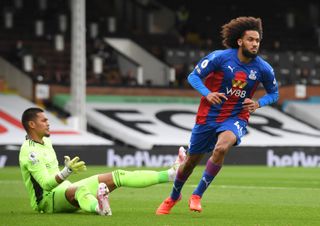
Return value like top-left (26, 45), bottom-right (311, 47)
top-left (188, 117), bottom-right (247, 154)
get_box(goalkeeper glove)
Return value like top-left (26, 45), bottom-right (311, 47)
top-left (58, 156), bottom-right (87, 180)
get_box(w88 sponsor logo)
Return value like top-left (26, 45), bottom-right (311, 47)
top-left (226, 87), bottom-right (246, 98)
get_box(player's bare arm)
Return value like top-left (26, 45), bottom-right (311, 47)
top-left (206, 92), bottom-right (228, 105)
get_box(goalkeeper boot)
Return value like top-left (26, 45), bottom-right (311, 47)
top-left (97, 183), bottom-right (112, 216)
top-left (176, 146), bottom-right (187, 165)
top-left (189, 194), bottom-right (202, 212)
top-left (156, 195), bottom-right (181, 215)
top-left (168, 146), bottom-right (187, 181)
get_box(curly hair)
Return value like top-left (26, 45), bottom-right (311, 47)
top-left (221, 17), bottom-right (263, 49)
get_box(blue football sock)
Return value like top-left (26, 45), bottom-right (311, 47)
top-left (192, 171), bottom-right (214, 197)
top-left (193, 159), bottom-right (222, 197)
top-left (170, 179), bottom-right (185, 200)
top-left (170, 169), bottom-right (192, 200)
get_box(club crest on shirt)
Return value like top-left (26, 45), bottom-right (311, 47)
top-left (29, 152), bottom-right (39, 165)
top-left (249, 70), bottom-right (257, 80)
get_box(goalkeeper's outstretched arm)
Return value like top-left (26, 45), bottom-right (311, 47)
top-left (57, 156), bottom-right (87, 182)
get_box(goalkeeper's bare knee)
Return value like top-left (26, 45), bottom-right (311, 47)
top-left (98, 172), bottom-right (117, 192)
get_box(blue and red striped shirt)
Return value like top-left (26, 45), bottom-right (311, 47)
top-left (188, 48), bottom-right (279, 124)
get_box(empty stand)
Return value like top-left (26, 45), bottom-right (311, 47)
top-left (0, 0), bottom-right (319, 88)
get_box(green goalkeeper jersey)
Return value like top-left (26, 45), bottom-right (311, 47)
top-left (19, 137), bottom-right (60, 211)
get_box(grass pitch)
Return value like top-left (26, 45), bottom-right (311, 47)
top-left (1, 166), bottom-right (319, 226)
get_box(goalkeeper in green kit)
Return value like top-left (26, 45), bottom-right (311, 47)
top-left (19, 107), bottom-right (186, 216)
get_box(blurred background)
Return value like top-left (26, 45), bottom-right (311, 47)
top-left (0, 0), bottom-right (320, 168)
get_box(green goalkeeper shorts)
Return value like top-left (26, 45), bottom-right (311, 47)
top-left (38, 175), bottom-right (99, 213)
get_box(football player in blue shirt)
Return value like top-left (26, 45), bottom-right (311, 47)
top-left (156, 16), bottom-right (279, 215)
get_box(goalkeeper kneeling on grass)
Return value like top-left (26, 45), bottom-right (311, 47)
top-left (19, 108), bottom-right (186, 216)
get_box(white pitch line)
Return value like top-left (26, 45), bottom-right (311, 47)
top-left (1, 180), bottom-right (319, 191)
top-left (158, 184), bottom-right (320, 191)
top-left (213, 184), bottom-right (320, 191)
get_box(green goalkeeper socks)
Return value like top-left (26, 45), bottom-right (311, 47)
top-left (75, 186), bottom-right (98, 213)
top-left (112, 169), bottom-right (169, 188)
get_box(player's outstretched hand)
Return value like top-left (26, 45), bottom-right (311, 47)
top-left (64, 156), bottom-right (87, 173)
top-left (58, 156), bottom-right (87, 180)
top-left (242, 98), bottom-right (259, 113)
top-left (206, 92), bottom-right (228, 105)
